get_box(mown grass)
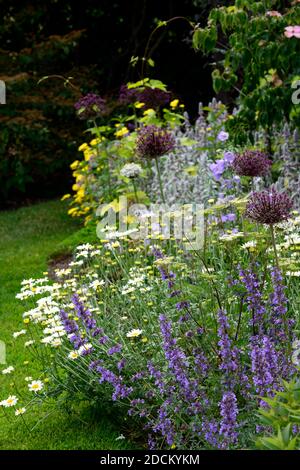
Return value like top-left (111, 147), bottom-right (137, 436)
top-left (0, 200), bottom-right (132, 450)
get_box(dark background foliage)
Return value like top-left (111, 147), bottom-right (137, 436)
top-left (0, 0), bottom-right (230, 207)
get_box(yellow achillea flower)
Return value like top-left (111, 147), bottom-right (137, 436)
top-left (75, 174), bottom-right (84, 183)
top-left (84, 149), bottom-right (94, 161)
top-left (115, 127), bottom-right (129, 138)
top-left (170, 99), bottom-right (179, 109)
top-left (78, 143), bottom-right (89, 152)
top-left (143, 108), bottom-right (155, 116)
top-left (134, 101), bottom-right (145, 109)
top-left (70, 160), bottom-right (79, 170)
top-left (90, 137), bottom-right (102, 146)
top-left (68, 207), bottom-right (79, 216)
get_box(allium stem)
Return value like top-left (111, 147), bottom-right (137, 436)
top-left (270, 224), bottom-right (279, 269)
top-left (155, 157), bottom-right (166, 203)
top-left (132, 180), bottom-right (139, 203)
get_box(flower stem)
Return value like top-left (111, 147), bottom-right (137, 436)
top-left (132, 179), bottom-right (139, 203)
top-left (155, 157), bottom-right (165, 204)
top-left (270, 224), bottom-right (279, 269)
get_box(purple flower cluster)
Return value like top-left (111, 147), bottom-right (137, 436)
top-left (60, 296), bottom-right (99, 350)
top-left (209, 151), bottom-right (235, 182)
top-left (219, 391), bottom-right (238, 447)
top-left (72, 294), bottom-right (96, 330)
top-left (152, 402), bottom-right (176, 446)
top-left (239, 267), bottom-right (266, 333)
top-left (119, 85), bottom-right (171, 109)
top-left (269, 268), bottom-right (289, 342)
top-left (245, 189), bottom-right (293, 225)
top-left (217, 310), bottom-right (239, 389)
top-left (159, 314), bottom-right (197, 402)
top-left (74, 93), bottom-right (106, 120)
top-left (96, 364), bottom-right (133, 401)
top-left (250, 335), bottom-right (279, 402)
top-left (136, 125), bottom-right (175, 160)
top-left (60, 309), bottom-right (78, 334)
top-left (108, 344), bottom-right (122, 355)
top-left (152, 247), bottom-right (190, 311)
top-left (232, 150), bottom-right (272, 177)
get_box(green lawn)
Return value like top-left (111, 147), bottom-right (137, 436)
top-left (0, 200), bottom-right (131, 450)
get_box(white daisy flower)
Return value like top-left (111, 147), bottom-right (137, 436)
top-left (1, 395), bottom-right (18, 407)
top-left (68, 351), bottom-right (79, 360)
top-left (2, 366), bottom-right (14, 375)
top-left (126, 329), bottom-right (143, 338)
top-left (15, 407), bottom-right (26, 416)
top-left (28, 380), bottom-right (44, 393)
top-left (13, 329), bottom-right (27, 338)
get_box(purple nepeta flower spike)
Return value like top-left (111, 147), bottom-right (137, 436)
top-left (250, 335), bottom-right (279, 403)
top-left (269, 267), bottom-right (289, 342)
top-left (217, 310), bottom-right (239, 389)
top-left (60, 309), bottom-right (78, 334)
top-left (219, 391), bottom-right (238, 447)
top-left (107, 344), bottom-right (122, 355)
top-left (239, 267), bottom-right (266, 332)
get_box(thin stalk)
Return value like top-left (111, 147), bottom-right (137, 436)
top-left (132, 179), bottom-right (139, 203)
top-left (270, 224), bottom-right (279, 269)
top-left (155, 157), bottom-right (165, 204)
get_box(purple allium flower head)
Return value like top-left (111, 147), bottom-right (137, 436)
top-left (232, 150), bottom-right (272, 177)
top-left (74, 93), bottom-right (106, 120)
top-left (219, 391), bottom-right (238, 447)
top-left (245, 189), bottom-right (293, 225)
top-left (118, 84), bottom-right (138, 105)
top-left (136, 125), bottom-right (175, 160)
top-left (118, 84), bottom-right (171, 109)
top-left (138, 87), bottom-right (171, 109)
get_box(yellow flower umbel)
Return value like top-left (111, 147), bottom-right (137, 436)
top-left (170, 99), bottom-right (179, 109)
top-left (115, 127), bottom-right (129, 138)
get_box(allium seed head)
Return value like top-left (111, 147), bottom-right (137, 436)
top-left (120, 163), bottom-right (142, 178)
top-left (232, 150), bottom-right (272, 177)
top-left (136, 125), bottom-right (175, 160)
top-left (74, 93), bottom-right (106, 120)
top-left (245, 189), bottom-right (293, 225)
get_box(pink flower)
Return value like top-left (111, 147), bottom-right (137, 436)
top-left (266, 11), bottom-right (282, 17)
top-left (284, 26), bottom-right (300, 38)
top-left (294, 26), bottom-right (300, 38)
